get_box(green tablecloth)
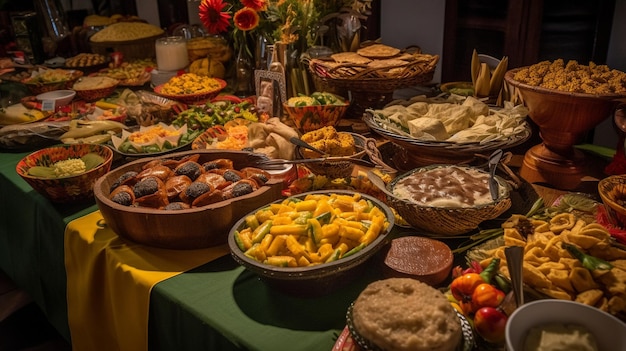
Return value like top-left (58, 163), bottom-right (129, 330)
top-left (0, 150), bottom-right (388, 350)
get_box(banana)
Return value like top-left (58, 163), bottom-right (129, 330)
top-left (59, 120), bottom-right (126, 140)
top-left (489, 56), bottom-right (509, 97)
top-left (474, 63), bottom-right (491, 97)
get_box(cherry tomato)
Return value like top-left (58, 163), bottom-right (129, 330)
top-left (473, 306), bottom-right (507, 344)
top-left (471, 283), bottom-right (506, 310)
top-left (450, 273), bottom-right (484, 302)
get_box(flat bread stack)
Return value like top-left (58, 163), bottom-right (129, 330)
top-left (309, 44), bottom-right (438, 80)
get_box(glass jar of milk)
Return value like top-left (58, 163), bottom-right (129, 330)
top-left (155, 36), bottom-right (189, 72)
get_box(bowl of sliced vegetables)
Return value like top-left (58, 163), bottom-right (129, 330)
top-left (228, 190), bottom-right (395, 296)
top-left (110, 122), bottom-right (203, 156)
top-left (16, 143), bottom-right (113, 203)
top-left (283, 92), bottom-right (350, 134)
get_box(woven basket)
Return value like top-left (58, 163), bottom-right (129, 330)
top-left (90, 34), bottom-right (163, 60)
top-left (386, 166), bottom-right (512, 236)
top-left (308, 54), bottom-right (439, 117)
top-left (362, 112), bottom-right (532, 169)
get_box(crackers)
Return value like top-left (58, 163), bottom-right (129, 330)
top-left (331, 52), bottom-right (371, 65)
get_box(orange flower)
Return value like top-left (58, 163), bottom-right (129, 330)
top-left (199, 0), bottom-right (232, 34)
top-left (233, 7), bottom-right (261, 31)
top-left (240, 0), bottom-right (268, 11)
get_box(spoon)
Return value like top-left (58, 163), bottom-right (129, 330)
top-left (366, 170), bottom-right (395, 198)
top-left (505, 246), bottom-right (524, 308)
top-left (488, 149), bottom-right (503, 201)
top-left (289, 137), bottom-right (327, 156)
top-left (363, 138), bottom-right (397, 176)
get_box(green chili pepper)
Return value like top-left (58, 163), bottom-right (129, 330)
top-left (563, 243), bottom-right (613, 271)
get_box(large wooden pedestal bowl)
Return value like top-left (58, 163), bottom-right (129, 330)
top-left (505, 68), bottom-right (626, 190)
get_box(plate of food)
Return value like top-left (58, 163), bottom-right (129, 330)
top-left (90, 59), bottom-right (155, 86)
top-left (465, 193), bottom-right (626, 321)
top-left (153, 73), bottom-right (227, 105)
top-left (109, 122), bottom-right (203, 157)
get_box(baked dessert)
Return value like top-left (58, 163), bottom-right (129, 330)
top-left (392, 165), bottom-right (497, 207)
top-left (350, 278), bottom-right (461, 351)
top-left (382, 236), bottom-right (453, 286)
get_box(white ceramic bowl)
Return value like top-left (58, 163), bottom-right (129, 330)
top-left (36, 89), bottom-right (76, 106)
top-left (506, 299), bottom-right (626, 351)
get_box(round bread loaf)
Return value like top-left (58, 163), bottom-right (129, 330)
top-left (351, 278), bottom-right (461, 351)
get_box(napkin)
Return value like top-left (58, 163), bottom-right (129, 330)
top-left (64, 211), bottom-right (229, 351)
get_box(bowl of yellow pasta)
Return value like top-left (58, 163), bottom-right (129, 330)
top-left (228, 190), bottom-right (395, 296)
top-left (153, 73), bottom-right (227, 105)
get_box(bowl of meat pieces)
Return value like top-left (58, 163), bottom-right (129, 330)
top-left (93, 149), bottom-right (285, 249)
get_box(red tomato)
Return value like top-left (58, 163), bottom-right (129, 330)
top-left (450, 273), bottom-right (484, 302)
top-left (471, 283), bottom-right (505, 310)
top-left (473, 306), bottom-right (508, 344)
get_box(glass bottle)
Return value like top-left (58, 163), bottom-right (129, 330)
top-left (234, 43), bottom-right (254, 97)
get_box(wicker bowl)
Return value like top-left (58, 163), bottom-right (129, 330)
top-left (72, 76), bottom-right (120, 101)
top-left (153, 79), bottom-right (227, 105)
top-left (385, 165), bottom-right (511, 236)
top-left (16, 143), bottom-right (113, 204)
top-left (282, 95), bottom-right (350, 134)
top-left (598, 175), bottom-right (626, 228)
top-left (93, 149), bottom-right (285, 249)
top-left (21, 69), bottom-right (84, 95)
top-left (228, 190), bottom-right (395, 296)
top-left (296, 132), bottom-right (367, 179)
top-left (90, 33), bottom-right (163, 60)
top-left (362, 111), bottom-right (532, 169)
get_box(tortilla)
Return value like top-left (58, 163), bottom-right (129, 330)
top-left (331, 52), bottom-right (371, 65)
top-left (357, 44), bottom-right (401, 59)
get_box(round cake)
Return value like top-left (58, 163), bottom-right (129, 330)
top-left (350, 278), bottom-right (461, 351)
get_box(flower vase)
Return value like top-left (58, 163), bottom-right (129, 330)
top-left (234, 43), bottom-right (254, 97)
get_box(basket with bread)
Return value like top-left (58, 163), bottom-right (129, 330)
top-left (307, 43), bottom-right (439, 115)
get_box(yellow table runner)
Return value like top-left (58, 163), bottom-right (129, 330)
top-left (64, 210), bottom-right (230, 351)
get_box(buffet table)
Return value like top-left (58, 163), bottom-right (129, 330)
top-left (0, 144), bottom-right (613, 351)
top-left (0, 149), bottom-right (392, 351)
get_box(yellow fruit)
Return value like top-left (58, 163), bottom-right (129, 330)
top-left (189, 58), bottom-right (225, 79)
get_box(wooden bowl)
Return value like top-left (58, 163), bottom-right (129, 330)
top-left (16, 143), bottom-right (113, 203)
top-left (505, 68), bottom-right (626, 189)
top-left (93, 149), bottom-right (285, 249)
top-left (72, 76), bottom-right (120, 101)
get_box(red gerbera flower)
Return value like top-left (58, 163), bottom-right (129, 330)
top-left (233, 7), bottom-right (260, 31)
top-left (240, 0), bottom-right (268, 12)
top-left (199, 0), bottom-right (232, 34)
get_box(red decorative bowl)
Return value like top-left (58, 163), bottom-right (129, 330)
top-left (153, 78), bottom-right (227, 105)
top-left (16, 143), bottom-right (113, 203)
